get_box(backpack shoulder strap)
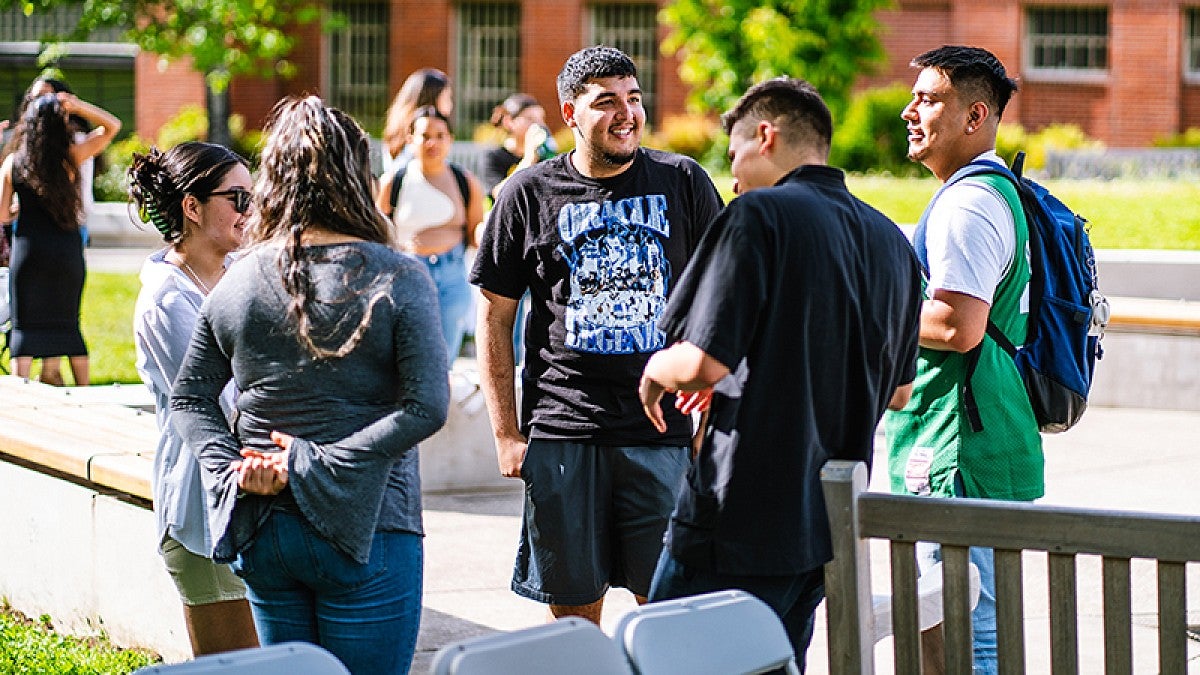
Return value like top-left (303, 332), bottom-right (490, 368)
top-left (387, 165), bottom-right (408, 215)
top-left (449, 162), bottom-right (471, 209)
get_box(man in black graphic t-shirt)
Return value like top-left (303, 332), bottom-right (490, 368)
top-left (638, 78), bottom-right (922, 670)
top-left (470, 46), bottom-right (722, 625)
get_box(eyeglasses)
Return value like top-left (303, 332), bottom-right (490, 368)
top-left (208, 188), bottom-right (252, 214)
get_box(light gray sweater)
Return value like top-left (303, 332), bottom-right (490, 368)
top-left (171, 241), bottom-right (449, 564)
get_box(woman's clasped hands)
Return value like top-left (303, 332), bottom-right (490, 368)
top-left (234, 430), bottom-right (294, 496)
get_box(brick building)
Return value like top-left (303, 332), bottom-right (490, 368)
top-left (3, 0), bottom-right (1198, 148)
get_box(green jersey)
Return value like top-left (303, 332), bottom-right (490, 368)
top-left (886, 172), bottom-right (1044, 500)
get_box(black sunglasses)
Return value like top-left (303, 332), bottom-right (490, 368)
top-left (208, 188), bottom-right (252, 214)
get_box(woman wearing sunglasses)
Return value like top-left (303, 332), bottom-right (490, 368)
top-left (128, 142), bottom-right (258, 656)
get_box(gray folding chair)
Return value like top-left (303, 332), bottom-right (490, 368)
top-left (133, 642), bottom-right (349, 674)
top-left (432, 617), bottom-right (632, 675)
top-left (614, 589), bottom-right (801, 675)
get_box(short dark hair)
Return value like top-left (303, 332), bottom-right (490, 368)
top-left (911, 45), bottom-right (1019, 118)
top-left (721, 78), bottom-right (833, 155)
top-left (556, 45), bottom-right (637, 105)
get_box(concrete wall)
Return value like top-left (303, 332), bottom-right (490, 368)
top-left (0, 460), bottom-right (192, 662)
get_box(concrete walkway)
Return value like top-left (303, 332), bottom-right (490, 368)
top-left (414, 406), bottom-right (1200, 674)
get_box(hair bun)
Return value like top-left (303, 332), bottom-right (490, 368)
top-left (128, 146), bottom-right (181, 239)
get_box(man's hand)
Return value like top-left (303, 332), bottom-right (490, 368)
top-left (639, 373), bottom-right (670, 434)
top-left (495, 435), bottom-right (528, 478)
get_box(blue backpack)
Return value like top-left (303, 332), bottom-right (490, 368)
top-left (931, 152), bottom-right (1109, 434)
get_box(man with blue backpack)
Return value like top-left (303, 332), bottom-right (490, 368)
top-left (886, 45), bottom-right (1039, 674)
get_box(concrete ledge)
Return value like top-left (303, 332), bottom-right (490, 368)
top-left (1106, 295), bottom-right (1200, 335)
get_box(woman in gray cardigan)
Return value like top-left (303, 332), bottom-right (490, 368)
top-left (171, 96), bottom-right (449, 675)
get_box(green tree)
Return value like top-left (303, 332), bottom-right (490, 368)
top-left (660, 0), bottom-right (890, 118)
top-left (5, 0), bottom-right (328, 146)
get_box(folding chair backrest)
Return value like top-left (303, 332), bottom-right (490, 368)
top-left (614, 590), bottom-right (800, 675)
top-left (132, 642), bottom-right (349, 674)
top-left (432, 617), bottom-right (632, 675)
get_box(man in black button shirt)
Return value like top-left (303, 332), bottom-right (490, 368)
top-left (638, 77), bottom-right (923, 669)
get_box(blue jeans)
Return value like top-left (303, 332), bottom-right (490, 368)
top-left (648, 548), bottom-right (825, 674)
top-left (232, 511), bottom-right (423, 675)
top-left (917, 474), bottom-right (999, 675)
top-left (419, 244), bottom-right (472, 363)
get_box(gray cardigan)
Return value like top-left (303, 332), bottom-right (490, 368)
top-left (171, 241), bottom-right (449, 564)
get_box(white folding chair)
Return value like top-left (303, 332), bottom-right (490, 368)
top-left (431, 617), bottom-right (632, 675)
top-left (614, 589), bottom-right (801, 675)
top-left (133, 642), bottom-right (349, 674)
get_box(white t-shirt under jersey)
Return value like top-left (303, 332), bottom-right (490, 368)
top-left (923, 150), bottom-right (1016, 306)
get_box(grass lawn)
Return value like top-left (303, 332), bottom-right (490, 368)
top-left (713, 175), bottom-right (1200, 251)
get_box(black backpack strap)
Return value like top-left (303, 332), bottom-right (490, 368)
top-left (387, 166), bottom-right (408, 215)
top-left (963, 321), bottom-right (1018, 433)
top-left (449, 163), bottom-right (471, 209)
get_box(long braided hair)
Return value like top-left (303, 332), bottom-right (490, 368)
top-left (246, 96), bottom-right (394, 359)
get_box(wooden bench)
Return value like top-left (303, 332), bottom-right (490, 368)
top-left (0, 376), bottom-right (156, 500)
top-left (821, 460), bottom-right (1200, 674)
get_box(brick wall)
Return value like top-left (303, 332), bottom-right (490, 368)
top-left (1107, 3), bottom-right (1180, 146)
top-left (134, 53), bottom-right (204, 141)
top-left (131, 0), bottom-right (1195, 147)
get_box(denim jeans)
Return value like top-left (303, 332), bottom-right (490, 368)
top-left (419, 244), bottom-right (472, 363)
top-left (232, 511), bottom-right (423, 675)
top-left (648, 548), bottom-right (825, 674)
top-left (916, 473), bottom-right (999, 675)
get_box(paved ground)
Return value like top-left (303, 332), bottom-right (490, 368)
top-left (413, 406), bottom-right (1200, 674)
top-left (85, 246), bottom-right (1200, 673)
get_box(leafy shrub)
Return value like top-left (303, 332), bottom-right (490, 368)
top-left (0, 605), bottom-right (159, 673)
top-left (1153, 128), bottom-right (1200, 148)
top-left (92, 107), bottom-right (263, 202)
top-left (1022, 123), bottom-right (1102, 170)
top-left (830, 84), bottom-right (924, 176)
top-left (995, 122), bottom-right (1028, 167)
top-left (648, 114), bottom-right (721, 164)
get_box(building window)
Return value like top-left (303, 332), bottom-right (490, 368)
top-left (326, 0), bottom-right (389, 135)
top-left (1187, 8), bottom-right (1200, 78)
top-left (456, 2), bottom-right (520, 134)
top-left (1026, 7), bottom-right (1108, 75)
top-left (589, 3), bottom-right (658, 124)
top-left (0, 5), bottom-right (134, 129)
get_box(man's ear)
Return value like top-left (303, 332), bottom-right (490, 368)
top-left (966, 101), bottom-right (991, 133)
top-left (758, 120), bottom-right (776, 154)
top-left (562, 101), bottom-right (577, 129)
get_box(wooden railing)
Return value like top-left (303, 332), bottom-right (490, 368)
top-left (821, 460), bottom-right (1200, 674)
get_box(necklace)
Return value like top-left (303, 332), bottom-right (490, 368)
top-left (173, 255), bottom-right (212, 295)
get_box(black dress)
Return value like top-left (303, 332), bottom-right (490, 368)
top-left (9, 175), bottom-right (87, 358)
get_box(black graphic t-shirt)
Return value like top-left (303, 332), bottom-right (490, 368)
top-left (471, 148), bottom-right (723, 445)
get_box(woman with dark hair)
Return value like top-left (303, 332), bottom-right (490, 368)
top-left (381, 68), bottom-right (453, 175)
top-left (26, 77), bottom-right (97, 240)
top-left (171, 96), bottom-right (449, 675)
top-left (0, 91), bottom-right (119, 384)
top-left (376, 105), bottom-right (483, 363)
top-left (128, 141), bottom-right (259, 656)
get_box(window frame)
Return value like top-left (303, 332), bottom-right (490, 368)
top-left (586, 2), bottom-right (660, 125)
top-left (1023, 6), bottom-right (1110, 84)
top-left (454, 2), bottom-right (521, 135)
